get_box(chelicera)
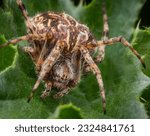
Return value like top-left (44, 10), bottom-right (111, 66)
top-left (0, 0), bottom-right (145, 113)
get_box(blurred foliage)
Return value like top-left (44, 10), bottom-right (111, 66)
top-left (0, 0), bottom-right (150, 119)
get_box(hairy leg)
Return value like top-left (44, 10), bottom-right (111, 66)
top-left (40, 81), bottom-right (52, 99)
top-left (0, 33), bottom-right (52, 48)
top-left (27, 40), bottom-right (65, 102)
top-left (94, 0), bottom-right (109, 63)
top-left (102, 0), bottom-right (109, 40)
top-left (98, 36), bottom-right (145, 68)
top-left (70, 51), bottom-right (82, 84)
top-left (23, 46), bottom-right (34, 53)
top-left (83, 0), bottom-right (108, 74)
top-left (0, 34), bottom-right (35, 48)
top-left (35, 40), bottom-right (48, 71)
top-left (53, 87), bottom-right (70, 99)
top-left (52, 81), bottom-right (70, 99)
top-left (80, 46), bottom-right (106, 114)
top-left (16, 0), bottom-right (35, 33)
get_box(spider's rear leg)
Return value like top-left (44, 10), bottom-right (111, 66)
top-left (102, 0), bottom-right (109, 41)
top-left (80, 46), bottom-right (106, 114)
top-left (98, 36), bottom-right (146, 68)
top-left (40, 81), bottom-right (52, 99)
top-left (94, 46), bottom-right (105, 64)
top-left (94, 0), bottom-right (109, 64)
top-left (27, 40), bottom-right (65, 102)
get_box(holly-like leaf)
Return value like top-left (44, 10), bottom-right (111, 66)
top-left (50, 103), bottom-right (82, 119)
top-left (0, 35), bottom-right (16, 72)
top-left (133, 28), bottom-right (150, 77)
top-left (133, 28), bottom-right (150, 118)
top-left (0, 0), bottom-right (150, 119)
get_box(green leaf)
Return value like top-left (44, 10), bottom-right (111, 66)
top-left (0, 35), bottom-right (16, 72)
top-left (140, 85), bottom-right (150, 118)
top-left (50, 103), bottom-right (82, 119)
top-left (133, 28), bottom-right (150, 77)
top-left (0, 0), bottom-right (150, 118)
top-left (132, 28), bottom-right (150, 118)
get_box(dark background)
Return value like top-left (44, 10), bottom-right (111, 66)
top-left (137, 0), bottom-right (150, 29)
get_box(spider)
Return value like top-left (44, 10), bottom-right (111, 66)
top-left (0, 0), bottom-right (145, 114)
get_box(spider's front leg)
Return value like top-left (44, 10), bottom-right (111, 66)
top-left (40, 81), bottom-right (52, 99)
top-left (80, 46), bottom-right (106, 114)
top-left (23, 46), bottom-right (34, 54)
top-left (0, 34), bottom-right (36, 48)
top-left (27, 40), bottom-right (65, 102)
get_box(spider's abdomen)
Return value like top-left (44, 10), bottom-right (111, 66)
top-left (30, 12), bottom-right (97, 50)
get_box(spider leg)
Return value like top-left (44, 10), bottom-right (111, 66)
top-left (94, 0), bottom-right (109, 64)
top-left (23, 46), bottom-right (34, 53)
top-left (80, 46), bottom-right (106, 114)
top-left (0, 33), bottom-right (52, 48)
top-left (53, 87), bottom-right (70, 99)
top-left (69, 52), bottom-right (82, 85)
top-left (40, 81), bottom-right (52, 99)
top-left (36, 40), bottom-right (48, 70)
top-left (27, 41), bottom-right (65, 102)
top-left (22, 46), bottom-right (39, 64)
top-left (16, 0), bottom-right (35, 33)
top-left (102, 0), bottom-right (109, 40)
top-left (82, 63), bottom-right (91, 74)
top-left (94, 46), bottom-right (105, 64)
top-left (0, 34), bottom-right (38, 48)
top-left (98, 36), bottom-right (146, 68)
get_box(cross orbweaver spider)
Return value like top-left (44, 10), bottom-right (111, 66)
top-left (0, 0), bottom-right (145, 114)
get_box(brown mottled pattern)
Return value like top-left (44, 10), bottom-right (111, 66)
top-left (0, 0), bottom-right (145, 114)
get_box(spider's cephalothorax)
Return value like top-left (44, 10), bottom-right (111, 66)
top-left (0, 0), bottom-right (145, 114)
